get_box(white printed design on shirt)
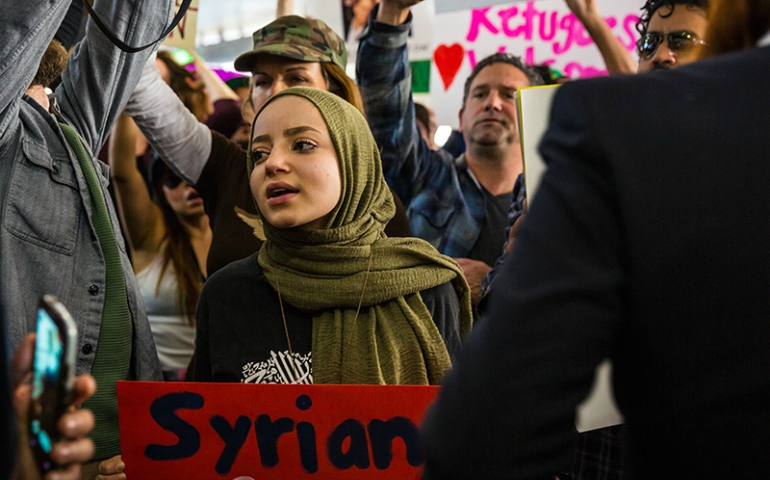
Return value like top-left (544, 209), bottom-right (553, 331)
top-left (240, 350), bottom-right (312, 384)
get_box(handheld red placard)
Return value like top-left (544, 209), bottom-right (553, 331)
top-left (118, 381), bottom-right (439, 479)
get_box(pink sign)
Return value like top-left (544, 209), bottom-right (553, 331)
top-left (430, 0), bottom-right (641, 127)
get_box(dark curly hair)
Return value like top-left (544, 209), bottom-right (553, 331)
top-left (462, 53), bottom-right (543, 107)
top-left (636, 0), bottom-right (709, 36)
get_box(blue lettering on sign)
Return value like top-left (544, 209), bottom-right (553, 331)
top-left (327, 419), bottom-right (370, 470)
top-left (368, 417), bottom-right (422, 469)
top-left (210, 415), bottom-right (251, 475)
top-left (144, 392), bottom-right (204, 460)
top-left (143, 393), bottom-right (423, 473)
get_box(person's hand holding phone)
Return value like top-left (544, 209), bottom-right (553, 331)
top-left (12, 333), bottom-right (96, 480)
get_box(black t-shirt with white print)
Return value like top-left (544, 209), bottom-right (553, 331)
top-left (188, 253), bottom-right (462, 384)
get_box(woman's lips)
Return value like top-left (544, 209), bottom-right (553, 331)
top-left (186, 191), bottom-right (203, 206)
top-left (267, 191), bottom-right (298, 205)
top-left (266, 182), bottom-right (299, 205)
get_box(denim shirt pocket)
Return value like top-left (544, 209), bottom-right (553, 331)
top-left (409, 192), bottom-right (455, 249)
top-left (5, 137), bottom-right (81, 255)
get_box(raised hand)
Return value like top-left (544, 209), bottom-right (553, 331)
top-left (377, 0), bottom-right (424, 25)
top-left (564, 0), bottom-right (598, 21)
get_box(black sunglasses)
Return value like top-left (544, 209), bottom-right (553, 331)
top-left (636, 31), bottom-right (706, 59)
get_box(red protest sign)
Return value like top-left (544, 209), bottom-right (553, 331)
top-left (118, 381), bottom-right (439, 479)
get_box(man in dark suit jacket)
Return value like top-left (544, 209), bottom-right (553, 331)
top-left (421, 36), bottom-right (770, 479)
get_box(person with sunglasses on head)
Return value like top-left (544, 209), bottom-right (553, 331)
top-left (122, 16), bottom-right (413, 279)
top-left (109, 113), bottom-right (211, 382)
top-left (565, 0), bottom-right (709, 74)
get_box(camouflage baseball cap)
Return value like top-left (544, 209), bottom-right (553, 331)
top-left (234, 15), bottom-right (347, 73)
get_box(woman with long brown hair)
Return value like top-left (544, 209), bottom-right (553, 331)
top-left (109, 114), bottom-right (211, 380)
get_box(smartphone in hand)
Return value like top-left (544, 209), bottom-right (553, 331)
top-left (27, 294), bottom-right (78, 475)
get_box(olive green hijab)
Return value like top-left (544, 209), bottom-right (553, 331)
top-left (247, 87), bottom-right (472, 385)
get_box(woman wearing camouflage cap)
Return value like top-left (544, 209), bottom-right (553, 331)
top-left (122, 15), bottom-right (411, 278)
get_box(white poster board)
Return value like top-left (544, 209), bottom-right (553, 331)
top-left (576, 361), bottom-right (624, 432)
top-left (516, 84), bottom-right (559, 204)
top-left (516, 84), bottom-right (624, 433)
top-left (430, 0), bottom-right (641, 127)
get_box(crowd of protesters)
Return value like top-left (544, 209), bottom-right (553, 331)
top-left (2, 0), bottom-right (770, 478)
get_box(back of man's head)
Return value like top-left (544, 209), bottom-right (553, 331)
top-left (29, 40), bottom-right (69, 90)
top-left (637, 0), bottom-right (709, 36)
top-left (461, 53), bottom-right (542, 107)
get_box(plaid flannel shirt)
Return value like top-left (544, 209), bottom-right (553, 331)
top-left (356, 9), bottom-right (486, 258)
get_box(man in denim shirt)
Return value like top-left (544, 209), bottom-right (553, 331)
top-left (357, 0), bottom-right (541, 304)
top-left (0, 0), bottom-right (172, 475)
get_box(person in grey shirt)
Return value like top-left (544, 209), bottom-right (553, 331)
top-left (0, 0), bottom-right (173, 475)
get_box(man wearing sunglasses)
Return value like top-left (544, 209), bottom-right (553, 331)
top-left (637, 0), bottom-right (709, 71)
top-left (566, 0), bottom-right (708, 74)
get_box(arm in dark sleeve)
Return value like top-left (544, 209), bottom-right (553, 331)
top-left (419, 281), bottom-right (462, 361)
top-left (356, 5), bottom-right (455, 207)
top-left (421, 84), bottom-right (625, 480)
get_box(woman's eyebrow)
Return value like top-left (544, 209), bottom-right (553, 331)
top-left (283, 126), bottom-right (321, 137)
top-left (252, 134), bottom-right (270, 145)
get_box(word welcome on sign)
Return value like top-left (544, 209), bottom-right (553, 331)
top-left (118, 382), bottom-right (439, 479)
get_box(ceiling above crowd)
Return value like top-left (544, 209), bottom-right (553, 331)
top-left (193, 0), bottom-right (517, 64)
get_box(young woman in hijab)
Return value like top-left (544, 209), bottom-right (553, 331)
top-left (124, 16), bottom-right (412, 278)
top-left (188, 87), bottom-right (472, 385)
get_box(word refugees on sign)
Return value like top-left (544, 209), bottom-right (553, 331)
top-left (118, 382), bottom-right (439, 478)
top-left (430, 0), bottom-right (642, 128)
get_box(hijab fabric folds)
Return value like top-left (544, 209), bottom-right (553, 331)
top-left (248, 87), bottom-right (473, 385)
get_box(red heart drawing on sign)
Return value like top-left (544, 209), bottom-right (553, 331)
top-left (433, 43), bottom-right (465, 91)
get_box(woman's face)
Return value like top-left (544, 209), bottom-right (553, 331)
top-left (251, 56), bottom-right (328, 113)
top-left (160, 171), bottom-right (205, 220)
top-left (250, 96), bottom-right (342, 231)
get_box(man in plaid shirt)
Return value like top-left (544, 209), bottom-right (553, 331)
top-left (356, 0), bottom-right (541, 305)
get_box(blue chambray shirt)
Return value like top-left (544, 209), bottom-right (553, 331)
top-left (356, 9), bottom-right (487, 258)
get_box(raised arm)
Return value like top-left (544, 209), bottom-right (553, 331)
top-left (54, 0), bottom-right (175, 153)
top-left (0, 1), bottom-right (73, 143)
top-left (124, 53), bottom-right (213, 185)
top-left (109, 113), bottom-right (165, 267)
top-left (566, 0), bottom-right (638, 75)
top-left (190, 50), bottom-right (240, 103)
top-left (356, 0), bottom-right (454, 207)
